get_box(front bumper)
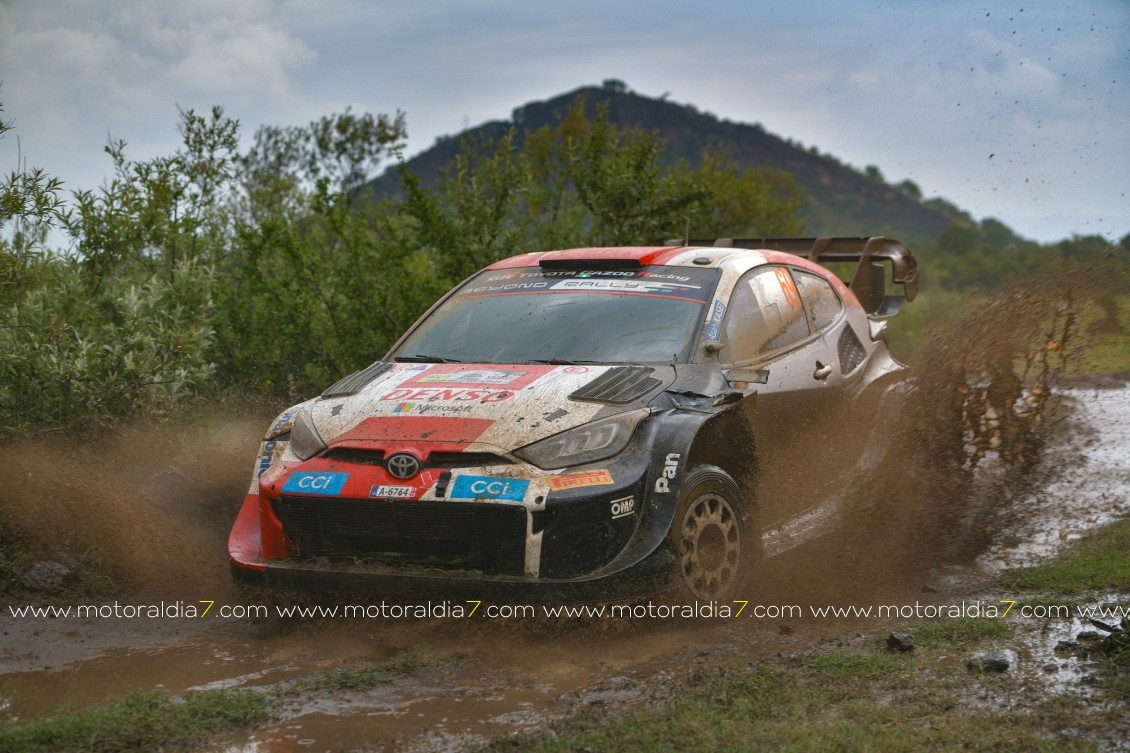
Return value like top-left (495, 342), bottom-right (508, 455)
top-left (229, 442), bottom-right (672, 595)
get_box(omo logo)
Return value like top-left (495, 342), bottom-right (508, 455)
top-left (610, 496), bottom-right (636, 519)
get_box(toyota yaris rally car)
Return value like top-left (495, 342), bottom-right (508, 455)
top-left (229, 237), bottom-right (918, 600)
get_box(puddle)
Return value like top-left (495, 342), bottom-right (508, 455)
top-left (977, 387), bottom-right (1130, 572)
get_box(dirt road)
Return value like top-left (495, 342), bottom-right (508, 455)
top-left (1, 384), bottom-right (1127, 752)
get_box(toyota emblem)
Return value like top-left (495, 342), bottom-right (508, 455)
top-left (386, 453), bottom-right (421, 480)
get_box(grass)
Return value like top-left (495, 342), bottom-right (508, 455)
top-left (0, 689), bottom-right (269, 753)
top-left (0, 652), bottom-right (424, 753)
top-left (281, 651), bottom-right (424, 693)
top-left (487, 520), bottom-right (1130, 752)
top-left (1004, 516), bottom-right (1130, 593)
top-left (509, 647), bottom-right (1107, 753)
top-left (1069, 294), bottom-right (1130, 377)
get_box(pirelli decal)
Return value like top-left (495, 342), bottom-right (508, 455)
top-left (548, 470), bottom-right (614, 491)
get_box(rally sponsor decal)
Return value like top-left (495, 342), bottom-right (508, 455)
top-left (257, 439), bottom-right (278, 477)
top-left (416, 369), bottom-right (529, 386)
top-left (610, 496), bottom-right (636, 519)
top-left (459, 268), bottom-right (717, 303)
top-left (393, 401), bottom-right (474, 414)
top-left (369, 484), bottom-right (415, 499)
top-left (774, 267), bottom-right (803, 309)
top-left (548, 469), bottom-right (614, 491)
top-left (705, 299), bottom-right (726, 341)
top-left (654, 453), bottom-right (680, 494)
top-left (282, 471), bottom-right (350, 495)
top-left (394, 364), bottom-right (552, 391)
top-left (449, 475), bottom-right (530, 501)
top-left (380, 387), bottom-right (516, 403)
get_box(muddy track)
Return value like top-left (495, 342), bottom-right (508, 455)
top-left (0, 382), bottom-right (1126, 752)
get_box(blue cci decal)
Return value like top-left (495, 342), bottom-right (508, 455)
top-left (450, 475), bottom-right (529, 502)
top-left (705, 299), bottom-right (726, 341)
top-left (282, 471), bottom-right (350, 495)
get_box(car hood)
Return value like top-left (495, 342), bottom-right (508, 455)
top-left (304, 363), bottom-right (672, 454)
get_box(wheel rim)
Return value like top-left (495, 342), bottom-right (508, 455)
top-left (677, 492), bottom-right (742, 599)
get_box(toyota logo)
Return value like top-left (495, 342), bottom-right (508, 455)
top-left (386, 453), bottom-right (421, 480)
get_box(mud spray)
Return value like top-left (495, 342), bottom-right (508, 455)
top-left (0, 264), bottom-right (1120, 607)
top-left (0, 262), bottom-right (1125, 750)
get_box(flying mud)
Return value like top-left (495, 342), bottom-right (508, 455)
top-left (0, 265), bottom-right (1125, 751)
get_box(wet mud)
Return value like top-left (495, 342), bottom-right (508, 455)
top-left (1, 268), bottom-right (1128, 751)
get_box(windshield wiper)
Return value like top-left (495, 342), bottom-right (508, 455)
top-left (524, 358), bottom-right (611, 365)
top-left (394, 354), bottom-right (463, 363)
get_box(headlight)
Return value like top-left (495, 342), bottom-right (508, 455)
top-left (289, 407), bottom-right (326, 461)
top-left (514, 408), bottom-right (649, 470)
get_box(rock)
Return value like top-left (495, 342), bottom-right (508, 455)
top-left (1054, 640), bottom-right (1077, 652)
top-left (18, 561), bottom-right (70, 592)
top-left (1075, 630), bottom-right (1105, 642)
top-left (967, 650), bottom-right (1015, 673)
top-left (886, 633), bottom-right (915, 652)
top-left (579, 676), bottom-right (639, 706)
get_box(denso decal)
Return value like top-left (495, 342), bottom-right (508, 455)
top-left (610, 496), bottom-right (636, 519)
top-left (450, 475), bottom-right (530, 501)
top-left (706, 300), bottom-right (726, 341)
top-left (548, 470), bottom-right (614, 491)
top-left (370, 485), bottom-right (415, 499)
top-left (654, 453), bottom-right (680, 494)
top-left (380, 387), bottom-right (515, 403)
top-left (282, 472), bottom-right (349, 495)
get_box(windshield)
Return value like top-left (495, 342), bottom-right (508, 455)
top-left (390, 265), bottom-right (720, 364)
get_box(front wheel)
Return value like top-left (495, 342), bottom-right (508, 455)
top-left (670, 465), bottom-right (757, 601)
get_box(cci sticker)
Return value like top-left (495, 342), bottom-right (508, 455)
top-left (370, 485), bottom-right (415, 499)
top-left (282, 471), bottom-right (350, 495)
top-left (450, 475), bottom-right (530, 502)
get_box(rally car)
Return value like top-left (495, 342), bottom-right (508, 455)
top-left (229, 237), bottom-right (918, 600)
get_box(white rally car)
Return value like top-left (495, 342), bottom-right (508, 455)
top-left (229, 237), bottom-right (918, 600)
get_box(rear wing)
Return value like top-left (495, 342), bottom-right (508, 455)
top-left (672, 236), bottom-right (918, 317)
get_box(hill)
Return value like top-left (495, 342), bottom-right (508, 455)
top-left (370, 82), bottom-right (957, 247)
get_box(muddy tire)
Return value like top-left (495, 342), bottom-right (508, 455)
top-left (670, 465), bottom-right (757, 601)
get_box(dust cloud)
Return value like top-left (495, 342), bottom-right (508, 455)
top-left (0, 414), bottom-right (266, 598)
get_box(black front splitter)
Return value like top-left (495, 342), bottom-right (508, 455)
top-left (231, 549), bottom-right (674, 604)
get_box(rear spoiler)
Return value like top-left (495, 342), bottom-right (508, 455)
top-left (671, 236), bottom-right (918, 317)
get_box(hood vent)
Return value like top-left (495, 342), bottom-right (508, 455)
top-left (569, 366), bottom-right (661, 405)
top-left (321, 362), bottom-right (393, 399)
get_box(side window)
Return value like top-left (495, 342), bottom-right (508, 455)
top-left (793, 271), bottom-right (844, 331)
top-left (722, 266), bottom-right (811, 363)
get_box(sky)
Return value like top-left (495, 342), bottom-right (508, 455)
top-left (1, 0), bottom-right (1127, 245)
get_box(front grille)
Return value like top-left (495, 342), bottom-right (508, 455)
top-left (276, 496), bottom-right (527, 575)
top-left (570, 365), bottom-right (661, 404)
top-left (322, 448), bottom-right (386, 465)
top-left (320, 448), bottom-right (510, 469)
top-left (427, 452), bottom-right (511, 468)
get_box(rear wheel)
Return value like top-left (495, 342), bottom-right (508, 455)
top-left (671, 466), bottom-right (756, 601)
